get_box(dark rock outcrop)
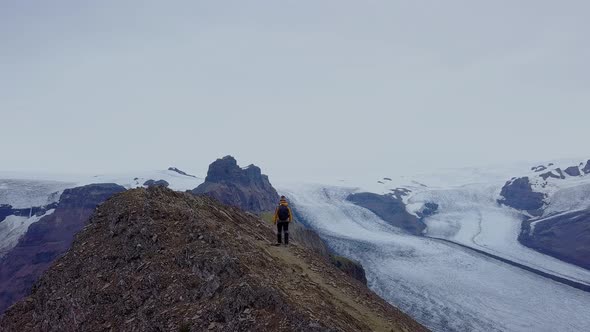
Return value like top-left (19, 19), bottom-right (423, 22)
top-left (540, 169), bottom-right (566, 180)
top-left (191, 156), bottom-right (279, 213)
top-left (0, 183), bottom-right (125, 314)
top-left (564, 166), bottom-right (581, 177)
top-left (168, 167), bottom-right (197, 178)
top-left (0, 187), bottom-right (427, 332)
top-left (583, 160), bottom-right (590, 174)
top-left (531, 165), bottom-right (547, 172)
top-left (498, 177), bottom-right (545, 211)
top-left (417, 202), bottom-right (439, 218)
top-left (143, 179), bottom-right (170, 188)
top-left (329, 256), bottom-right (367, 285)
top-left (347, 192), bottom-right (424, 235)
top-left (520, 209), bottom-right (590, 270)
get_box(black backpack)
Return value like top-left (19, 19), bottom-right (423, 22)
top-left (277, 205), bottom-right (290, 221)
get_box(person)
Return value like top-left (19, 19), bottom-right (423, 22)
top-left (273, 195), bottom-right (293, 246)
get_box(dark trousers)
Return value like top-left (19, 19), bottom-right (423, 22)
top-left (277, 221), bottom-right (289, 244)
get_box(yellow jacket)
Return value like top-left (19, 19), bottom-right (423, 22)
top-left (273, 200), bottom-right (293, 224)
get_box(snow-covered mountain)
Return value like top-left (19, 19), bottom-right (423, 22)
top-left (1, 159), bottom-right (589, 331)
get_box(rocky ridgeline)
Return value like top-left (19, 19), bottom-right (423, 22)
top-left (192, 156), bottom-right (279, 213)
top-left (0, 187), bottom-right (426, 332)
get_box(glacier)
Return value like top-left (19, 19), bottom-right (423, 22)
top-left (278, 182), bottom-right (590, 332)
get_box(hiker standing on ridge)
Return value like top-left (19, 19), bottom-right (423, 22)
top-left (273, 196), bottom-right (293, 246)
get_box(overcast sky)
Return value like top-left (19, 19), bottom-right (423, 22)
top-left (1, 1), bottom-right (588, 181)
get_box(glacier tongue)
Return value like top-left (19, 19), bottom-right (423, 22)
top-left (278, 182), bottom-right (590, 332)
top-left (411, 183), bottom-right (590, 284)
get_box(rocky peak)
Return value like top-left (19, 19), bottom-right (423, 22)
top-left (0, 187), bottom-right (426, 332)
top-left (204, 156), bottom-right (266, 187)
top-left (192, 156), bottom-right (279, 213)
top-left (583, 160), bottom-right (590, 174)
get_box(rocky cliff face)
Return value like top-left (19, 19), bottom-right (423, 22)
top-left (0, 183), bottom-right (125, 314)
top-left (347, 192), bottom-right (425, 235)
top-left (191, 156), bottom-right (279, 213)
top-left (0, 187), bottom-right (426, 332)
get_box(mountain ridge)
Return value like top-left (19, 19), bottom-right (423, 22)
top-left (0, 187), bottom-right (427, 332)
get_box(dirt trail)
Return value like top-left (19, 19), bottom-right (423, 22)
top-left (266, 243), bottom-right (419, 332)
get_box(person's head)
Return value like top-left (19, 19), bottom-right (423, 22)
top-left (279, 195), bottom-right (287, 204)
